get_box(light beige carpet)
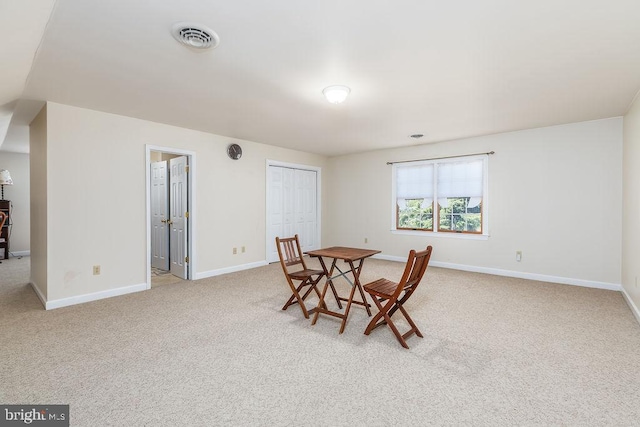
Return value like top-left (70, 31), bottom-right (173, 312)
top-left (151, 268), bottom-right (187, 288)
top-left (1, 256), bottom-right (639, 426)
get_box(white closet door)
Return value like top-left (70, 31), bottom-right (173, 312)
top-left (295, 169), bottom-right (317, 253)
top-left (267, 166), bottom-right (318, 263)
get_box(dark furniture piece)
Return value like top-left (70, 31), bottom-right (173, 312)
top-left (0, 200), bottom-right (9, 260)
top-left (275, 234), bottom-right (327, 319)
top-left (307, 246), bottom-right (381, 334)
top-left (363, 246), bottom-right (433, 349)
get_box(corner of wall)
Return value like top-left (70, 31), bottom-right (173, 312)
top-left (621, 287), bottom-right (640, 326)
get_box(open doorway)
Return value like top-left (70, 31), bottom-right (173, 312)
top-left (145, 146), bottom-right (196, 288)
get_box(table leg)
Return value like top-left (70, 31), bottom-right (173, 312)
top-left (337, 259), bottom-right (372, 332)
top-left (311, 255), bottom-right (374, 333)
top-left (339, 280), bottom-right (359, 334)
top-left (350, 259), bottom-right (372, 316)
top-left (316, 256), bottom-right (342, 308)
top-left (311, 282), bottom-right (329, 326)
top-left (311, 257), bottom-right (337, 325)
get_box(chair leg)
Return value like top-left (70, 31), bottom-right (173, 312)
top-left (300, 281), bottom-right (317, 301)
top-left (364, 297), bottom-right (419, 349)
top-left (397, 304), bottom-right (423, 338)
top-left (382, 310), bottom-right (409, 349)
top-left (387, 288), bottom-right (414, 318)
top-left (282, 281), bottom-right (311, 318)
top-left (364, 297), bottom-right (391, 335)
top-left (282, 295), bottom-right (309, 318)
top-left (356, 283), bottom-right (372, 316)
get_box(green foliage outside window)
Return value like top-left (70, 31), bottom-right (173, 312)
top-left (439, 197), bottom-right (482, 233)
top-left (398, 199), bottom-right (433, 230)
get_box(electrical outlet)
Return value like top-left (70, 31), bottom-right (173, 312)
top-left (636, 277), bottom-right (638, 288)
top-left (516, 251), bottom-right (522, 262)
top-left (242, 246), bottom-right (245, 253)
top-left (365, 237), bottom-right (368, 244)
top-left (93, 265), bottom-right (101, 275)
top-left (233, 247), bottom-right (237, 255)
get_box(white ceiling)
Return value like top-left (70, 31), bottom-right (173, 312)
top-left (0, 0), bottom-right (55, 153)
top-left (2, 0), bottom-right (640, 156)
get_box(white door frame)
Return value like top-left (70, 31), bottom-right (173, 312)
top-left (146, 145), bottom-right (196, 288)
top-left (265, 160), bottom-right (322, 263)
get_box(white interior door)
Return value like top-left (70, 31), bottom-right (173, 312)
top-left (267, 165), bottom-right (318, 263)
top-left (169, 156), bottom-right (188, 279)
top-left (151, 161), bottom-right (169, 270)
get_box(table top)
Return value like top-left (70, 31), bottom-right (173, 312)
top-left (306, 246), bottom-right (381, 261)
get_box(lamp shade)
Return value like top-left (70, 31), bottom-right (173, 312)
top-left (0, 170), bottom-right (12, 186)
top-left (323, 85), bottom-right (350, 104)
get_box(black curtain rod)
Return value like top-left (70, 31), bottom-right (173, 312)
top-left (386, 151), bottom-right (495, 165)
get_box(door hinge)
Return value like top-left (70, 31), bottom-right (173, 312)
top-left (185, 256), bottom-right (189, 263)
top-left (185, 165), bottom-right (190, 173)
top-left (185, 211), bottom-right (189, 218)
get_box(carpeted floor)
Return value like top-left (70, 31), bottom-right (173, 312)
top-left (1, 256), bottom-right (639, 426)
top-left (151, 267), bottom-right (187, 288)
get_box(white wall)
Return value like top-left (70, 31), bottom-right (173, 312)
top-left (31, 101), bottom-right (626, 307)
top-left (326, 118), bottom-right (623, 286)
top-left (0, 151), bottom-right (30, 252)
top-left (622, 96), bottom-right (640, 316)
top-left (43, 102), bottom-right (328, 302)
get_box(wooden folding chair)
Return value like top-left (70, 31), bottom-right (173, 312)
top-left (363, 246), bottom-right (433, 348)
top-left (275, 235), bottom-right (327, 319)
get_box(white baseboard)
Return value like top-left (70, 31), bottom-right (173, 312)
top-left (10, 250), bottom-right (30, 257)
top-left (44, 282), bottom-right (148, 310)
top-left (28, 256), bottom-right (631, 315)
top-left (30, 281), bottom-right (47, 309)
top-left (372, 254), bottom-right (622, 291)
top-left (194, 260), bottom-right (269, 280)
top-left (621, 287), bottom-right (640, 326)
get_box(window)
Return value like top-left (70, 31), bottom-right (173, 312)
top-left (396, 164), bottom-right (433, 231)
top-left (393, 155), bottom-right (487, 235)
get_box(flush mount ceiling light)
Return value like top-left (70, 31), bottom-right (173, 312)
top-left (172, 22), bottom-right (220, 49)
top-left (323, 85), bottom-right (351, 104)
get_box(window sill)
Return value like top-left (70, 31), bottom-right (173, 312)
top-left (391, 229), bottom-right (489, 240)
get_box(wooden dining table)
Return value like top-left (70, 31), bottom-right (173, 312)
top-left (306, 246), bottom-right (381, 334)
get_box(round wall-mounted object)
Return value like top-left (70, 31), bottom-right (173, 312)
top-left (227, 143), bottom-right (242, 160)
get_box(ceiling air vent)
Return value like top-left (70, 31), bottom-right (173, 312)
top-left (172, 22), bottom-right (220, 50)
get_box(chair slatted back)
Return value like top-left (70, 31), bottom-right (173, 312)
top-left (0, 212), bottom-right (6, 231)
top-left (394, 246), bottom-right (433, 298)
top-left (276, 235), bottom-right (308, 271)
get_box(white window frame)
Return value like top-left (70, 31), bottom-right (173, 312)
top-left (391, 154), bottom-right (489, 240)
